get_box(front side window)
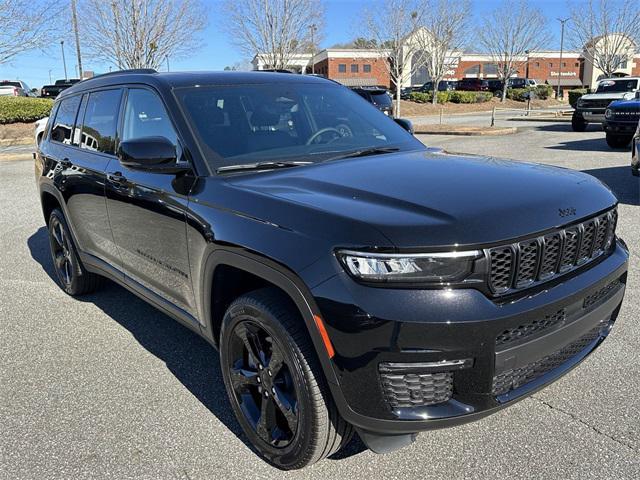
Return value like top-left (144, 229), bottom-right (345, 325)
top-left (79, 89), bottom-right (122, 154)
top-left (51, 95), bottom-right (81, 145)
top-left (122, 88), bottom-right (179, 147)
top-left (175, 82), bottom-right (423, 172)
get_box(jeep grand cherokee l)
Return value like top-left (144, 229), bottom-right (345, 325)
top-left (35, 70), bottom-right (629, 470)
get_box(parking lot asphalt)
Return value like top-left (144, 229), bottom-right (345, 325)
top-left (0, 120), bottom-right (638, 479)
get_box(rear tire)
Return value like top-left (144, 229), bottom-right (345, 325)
top-left (47, 209), bottom-right (103, 295)
top-left (219, 287), bottom-right (352, 470)
top-left (571, 112), bottom-right (588, 132)
top-left (605, 133), bottom-right (632, 149)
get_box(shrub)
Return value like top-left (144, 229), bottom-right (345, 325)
top-left (568, 89), bottom-right (588, 108)
top-left (506, 88), bottom-right (529, 101)
top-left (449, 91), bottom-right (492, 103)
top-left (535, 84), bottom-right (553, 100)
top-left (0, 97), bottom-right (54, 124)
top-left (408, 91), bottom-right (451, 104)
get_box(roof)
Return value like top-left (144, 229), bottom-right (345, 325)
top-left (59, 70), bottom-right (335, 98)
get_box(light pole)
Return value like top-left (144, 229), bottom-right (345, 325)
top-left (166, 55), bottom-right (170, 72)
top-left (60, 41), bottom-right (68, 81)
top-left (557, 18), bottom-right (570, 100)
top-left (310, 24), bottom-right (318, 74)
top-left (48, 69), bottom-right (52, 84)
top-left (71, 0), bottom-right (83, 78)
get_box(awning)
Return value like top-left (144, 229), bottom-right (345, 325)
top-left (334, 77), bottom-right (379, 87)
top-left (545, 78), bottom-right (584, 87)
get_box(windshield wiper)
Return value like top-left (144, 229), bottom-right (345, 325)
top-left (324, 147), bottom-right (400, 162)
top-left (216, 161), bottom-right (312, 174)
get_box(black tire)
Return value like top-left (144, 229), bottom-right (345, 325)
top-left (47, 209), bottom-right (103, 295)
top-left (605, 133), bottom-right (632, 149)
top-left (219, 287), bottom-right (352, 470)
top-left (571, 112), bottom-right (588, 132)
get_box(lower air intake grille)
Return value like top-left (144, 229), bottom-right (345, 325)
top-left (492, 327), bottom-right (602, 396)
top-left (380, 371), bottom-right (453, 408)
top-left (496, 309), bottom-right (566, 347)
top-left (583, 278), bottom-right (623, 310)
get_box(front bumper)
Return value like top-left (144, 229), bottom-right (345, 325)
top-left (603, 121), bottom-right (638, 135)
top-left (581, 111), bottom-right (606, 123)
top-left (312, 241), bottom-right (628, 434)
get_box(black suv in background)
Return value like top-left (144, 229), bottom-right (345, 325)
top-left (40, 78), bottom-right (81, 98)
top-left (351, 86), bottom-right (394, 116)
top-left (457, 78), bottom-right (490, 91)
top-left (35, 70), bottom-right (628, 470)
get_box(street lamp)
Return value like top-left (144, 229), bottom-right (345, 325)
top-left (310, 24), bottom-right (318, 74)
top-left (48, 69), bottom-right (52, 84)
top-left (557, 18), bottom-right (570, 100)
top-left (60, 41), bottom-right (68, 81)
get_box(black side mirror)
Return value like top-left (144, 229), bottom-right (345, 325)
top-left (118, 136), bottom-right (185, 173)
top-left (394, 118), bottom-right (414, 135)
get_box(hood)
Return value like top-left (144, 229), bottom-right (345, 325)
top-left (225, 150), bottom-right (617, 249)
top-left (581, 92), bottom-right (633, 101)
top-left (608, 98), bottom-right (640, 110)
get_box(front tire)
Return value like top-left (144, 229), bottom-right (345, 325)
top-left (605, 133), bottom-right (632, 149)
top-left (47, 209), bottom-right (103, 295)
top-left (571, 111), bottom-right (588, 132)
top-left (219, 288), bottom-right (352, 470)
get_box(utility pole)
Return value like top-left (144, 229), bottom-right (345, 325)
top-left (310, 24), bottom-right (318, 74)
top-left (112, 1), bottom-right (122, 69)
top-left (60, 41), bottom-right (68, 81)
top-left (71, 0), bottom-right (83, 78)
top-left (557, 18), bottom-right (570, 100)
top-left (166, 55), bottom-right (170, 72)
top-left (48, 69), bottom-right (52, 84)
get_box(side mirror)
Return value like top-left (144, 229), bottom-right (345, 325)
top-left (118, 136), bottom-right (185, 173)
top-left (394, 118), bottom-right (414, 135)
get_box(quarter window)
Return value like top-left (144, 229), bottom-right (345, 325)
top-left (79, 89), bottom-right (122, 154)
top-left (51, 95), bottom-right (81, 145)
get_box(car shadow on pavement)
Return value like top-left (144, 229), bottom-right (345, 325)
top-left (582, 166), bottom-right (640, 206)
top-left (545, 138), bottom-right (616, 152)
top-left (27, 226), bottom-right (367, 462)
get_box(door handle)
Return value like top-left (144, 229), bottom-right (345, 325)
top-left (107, 172), bottom-right (127, 185)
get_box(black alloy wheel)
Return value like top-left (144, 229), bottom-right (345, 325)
top-left (227, 320), bottom-right (299, 447)
top-left (220, 288), bottom-right (352, 469)
top-left (47, 209), bottom-right (102, 295)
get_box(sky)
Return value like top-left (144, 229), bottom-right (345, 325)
top-left (0, 0), bottom-right (575, 89)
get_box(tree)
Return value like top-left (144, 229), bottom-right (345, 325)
top-left (416, 0), bottom-right (470, 104)
top-left (363, 0), bottom-right (427, 117)
top-left (0, 0), bottom-right (57, 64)
top-left (478, 0), bottom-right (550, 102)
top-left (569, 0), bottom-right (640, 79)
top-left (223, 0), bottom-right (324, 71)
top-left (79, 0), bottom-right (207, 70)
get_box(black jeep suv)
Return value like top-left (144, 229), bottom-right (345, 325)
top-left (35, 70), bottom-right (628, 470)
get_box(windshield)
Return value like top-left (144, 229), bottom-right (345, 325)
top-left (0, 81), bottom-right (21, 88)
top-left (176, 82), bottom-right (422, 172)
top-left (596, 79), bottom-right (638, 93)
top-left (370, 92), bottom-right (392, 106)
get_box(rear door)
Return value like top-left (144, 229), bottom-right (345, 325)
top-left (105, 87), bottom-right (196, 315)
top-left (45, 91), bottom-right (121, 268)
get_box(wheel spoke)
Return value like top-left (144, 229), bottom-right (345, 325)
top-left (255, 395), bottom-right (275, 444)
top-left (51, 222), bottom-right (63, 247)
top-left (267, 342), bottom-right (285, 377)
top-left (272, 386), bottom-right (297, 434)
top-left (235, 324), bottom-right (266, 367)
top-left (63, 258), bottom-right (72, 284)
top-left (230, 366), bottom-right (258, 391)
top-left (54, 252), bottom-right (66, 270)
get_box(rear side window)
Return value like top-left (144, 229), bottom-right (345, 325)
top-left (51, 95), bottom-right (81, 145)
top-left (79, 89), bottom-right (122, 154)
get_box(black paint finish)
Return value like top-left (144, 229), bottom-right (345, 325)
top-left (35, 71), bottom-right (629, 437)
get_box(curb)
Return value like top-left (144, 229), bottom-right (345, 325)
top-left (507, 117), bottom-right (571, 123)
top-left (414, 126), bottom-right (518, 136)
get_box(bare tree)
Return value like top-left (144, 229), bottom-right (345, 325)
top-left (363, 0), bottom-right (426, 116)
top-left (0, 0), bottom-right (57, 64)
top-left (223, 0), bottom-right (324, 71)
top-left (416, 0), bottom-right (470, 104)
top-left (478, 0), bottom-right (550, 102)
top-left (80, 0), bottom-right (207, 70)
top-left (569, 0), bottom-right (640, 79)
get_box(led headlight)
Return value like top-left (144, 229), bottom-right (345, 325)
top-left (337, 250), bottom-right (481, 283)
top-left (577, 98), bottom-right (584, 107)
top-left (605, 108), bottom-right (613, 119)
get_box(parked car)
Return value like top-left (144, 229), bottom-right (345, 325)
top-left (420, 80), bottom-right (457, 92)
top-left (457, 78), bottom-right (490, 91)
top-left (487, 79), bottom-right (504, 95)
top-left (603, 92), bottom-right (640, 148)
top-left (40, 78), bottom-right (80, 98)
top-left (572, 77), bottom-right (640, 131)
top-left (508, 77), bottom-right (537, 88)
top-left (0, 80), bottom-right (32, 96)
top-left (35, 69), bottom-right (628, 470)
top-left (34, 116), bottom-right (49, 146)
top-left (399, 86), bottom-right (416, 100)
top-left (632, 120), bottom-right (639, 176)
top-left (351, 86), bottom-right (394, 116)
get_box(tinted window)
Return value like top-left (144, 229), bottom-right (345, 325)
top-left (371, 92), bottom-right (392, 106)
top-left (596, 79), bottom-right (638, 93)
top-left (51, 95), bottom-right (81, 144)
top-left (176, 83), bottom-right (422, 170)
top-left (79, 89), bottom-right (122, 154)
top-left (0, 81), bottom-right (21, 88)
top-left (122, 89), bottom-right (181, 159)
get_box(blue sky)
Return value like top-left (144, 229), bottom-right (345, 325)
top-left (0, 0), bottom-right (571, 89)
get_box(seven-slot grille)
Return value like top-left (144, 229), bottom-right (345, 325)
top-left (581, 98), bottom-right (613, 110)
top-left (488, 208), bottom-right (617, 295)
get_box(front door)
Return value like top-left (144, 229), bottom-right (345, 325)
top-left (105, 87), bottom-right (196, 315)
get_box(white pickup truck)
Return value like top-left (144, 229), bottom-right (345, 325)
top-left (572, 77), bottom-right (640, 131)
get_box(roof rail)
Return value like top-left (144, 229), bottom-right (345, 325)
top-left (81, 68), bottom-right (158, 82)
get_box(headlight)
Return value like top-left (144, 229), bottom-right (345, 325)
top-left (605, 109), bottom-right (613, 119)
top-left (577, 98), bottom-right (584, 107)
top-left (336, 250), bottom-right (481, 283)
